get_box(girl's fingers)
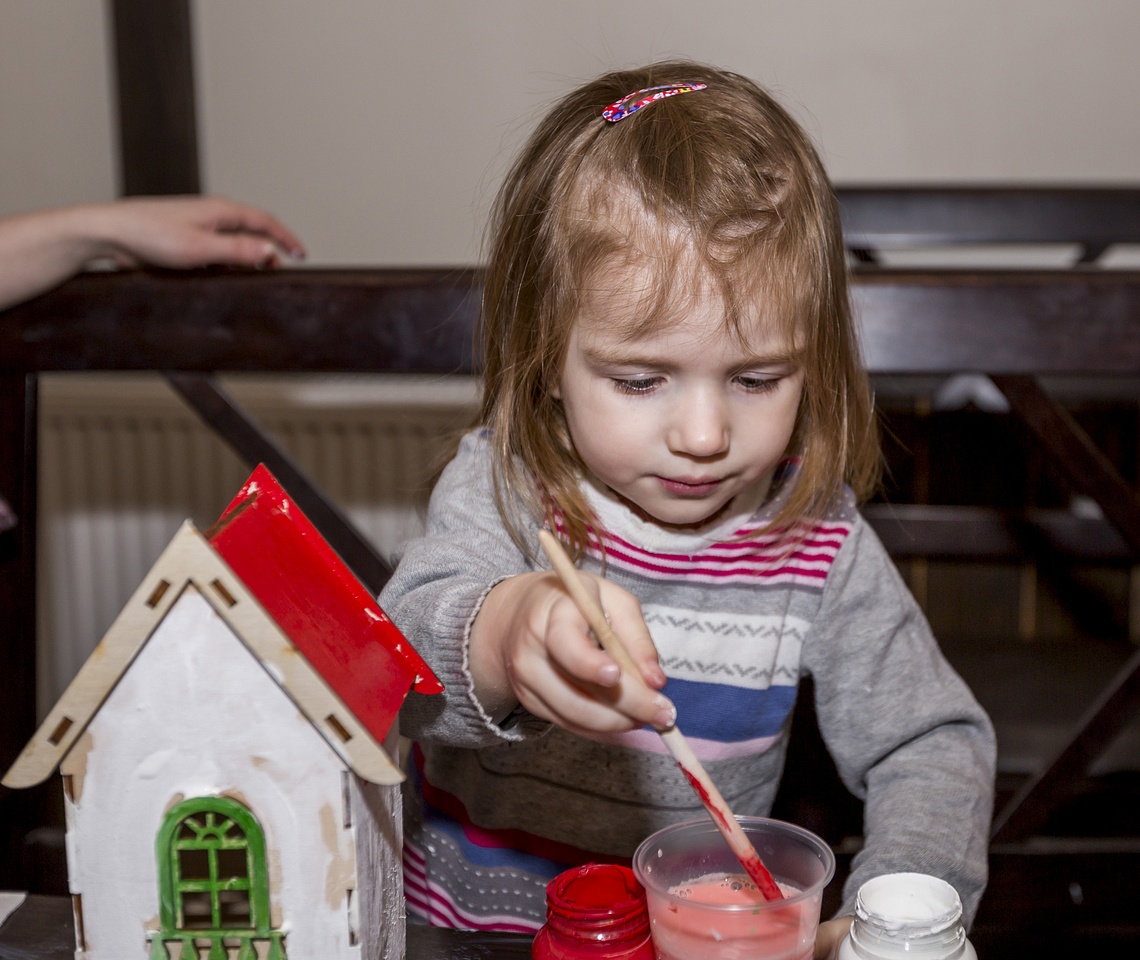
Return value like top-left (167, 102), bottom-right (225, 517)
top-left (540, 600), bottom-right (676, 731)
top-left (597, 583), bottom-right (668, 690)
top-left (545, 595), bottom-right (622, 686)
top-left (493, 568), bottom-right (675, 734)
top-left (516, 666), bottom-right (671, 735)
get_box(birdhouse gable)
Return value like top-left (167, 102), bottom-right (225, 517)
top-left (3, 460), bottom-right (447, 794)
top-left (3, 520), bottom-right (408, 791)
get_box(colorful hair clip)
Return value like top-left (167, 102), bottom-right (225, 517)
top-left (602, 82), bottom-right (708, 123)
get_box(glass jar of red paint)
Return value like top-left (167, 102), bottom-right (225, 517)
top-left (532, 863), bottom-right (655, 960)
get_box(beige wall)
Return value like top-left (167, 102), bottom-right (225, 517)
top-left (2, 0), bottom-right (1139, 264)
top-left (0, 1), bottom-right (116, 215)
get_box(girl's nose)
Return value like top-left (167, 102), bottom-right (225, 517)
top-left (667, 395), bottom-right (730, 458)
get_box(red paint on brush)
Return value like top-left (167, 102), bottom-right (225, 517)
top-left (680, 768), bottom-right (730, 831)
top-left (679, 765), bottom-right (784, 902)
top-left (736, 851), bottom-right (784, 903)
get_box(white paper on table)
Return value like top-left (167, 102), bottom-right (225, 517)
top-left (0, 891), bottom-right (28, 929)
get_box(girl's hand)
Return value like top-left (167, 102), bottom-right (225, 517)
top-left (468, 570), bottom-right (675, 735)
top-left (814, 917), bottom-right (853, 960)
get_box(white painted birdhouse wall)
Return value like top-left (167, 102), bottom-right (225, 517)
top-left (59, 586), bottom-right (374, 959)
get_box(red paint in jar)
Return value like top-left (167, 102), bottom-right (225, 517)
top-left (532, 863), bottom-right (655, 960)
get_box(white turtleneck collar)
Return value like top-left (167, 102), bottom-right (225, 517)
top-left (579, 471), bottom-right (781, 554)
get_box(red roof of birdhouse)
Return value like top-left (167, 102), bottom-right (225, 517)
top-left (208, 464), bottom-right (443, 746)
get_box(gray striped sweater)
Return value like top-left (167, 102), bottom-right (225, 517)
top-left (382, 430), bottom-right (995, 931)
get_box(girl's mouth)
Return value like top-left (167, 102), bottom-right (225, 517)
top-left (657, 476), bottom-right (723, 497)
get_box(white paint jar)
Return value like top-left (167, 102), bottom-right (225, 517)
top-left (837, 873), bottom-right (977, 960)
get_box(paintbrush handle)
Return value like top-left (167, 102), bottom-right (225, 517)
top-left (538, 529), bottom-right (642, 676)
top-left (536, 529), bottom-right (783, 901)
top-left (657, 727), bottom-right (783, 900)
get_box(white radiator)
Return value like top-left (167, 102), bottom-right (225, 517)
top-left (37, 373), bottom-right (479, 717)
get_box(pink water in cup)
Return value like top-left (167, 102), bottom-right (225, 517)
top-left (632, 816), bottom-right (835, 960)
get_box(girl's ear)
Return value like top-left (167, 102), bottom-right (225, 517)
top-left (551, 377), bottom-right (562, 400)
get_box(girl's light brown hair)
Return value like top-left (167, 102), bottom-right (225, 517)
top-left (477, 60), bottom-right (879, 556)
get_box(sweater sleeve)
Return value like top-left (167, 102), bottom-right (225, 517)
top-left (801, 514), bottom-right (997, 925)
top-left (379, 430), bottom-right (551, 748)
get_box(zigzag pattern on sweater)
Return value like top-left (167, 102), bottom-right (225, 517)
top-left (659, 657), bottom-right (801, 684)
top-left (644, 611), bottom-right (806, 642)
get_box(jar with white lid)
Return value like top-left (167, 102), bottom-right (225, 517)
top-left (837, 872), bottom-right (977, 960)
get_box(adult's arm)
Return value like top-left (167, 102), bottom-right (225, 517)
top-left (0, 195), bottom-right (305, 310)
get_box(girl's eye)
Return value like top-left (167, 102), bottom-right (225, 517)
top-left (612, 376), bottom-right (663, 394)
top-left (735, 375), bottom-right (782, 393)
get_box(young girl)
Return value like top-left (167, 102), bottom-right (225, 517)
top-left (380, 60), bottom-right (996, 952)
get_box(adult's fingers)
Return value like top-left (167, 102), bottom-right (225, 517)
top-left (207, 197), bottom-right (306, 260)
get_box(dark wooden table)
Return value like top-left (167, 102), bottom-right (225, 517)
top-left (0, 895), bottom-right (533, 960)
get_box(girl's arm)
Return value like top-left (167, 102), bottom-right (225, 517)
top-left (381, 430), bottom-right (669, 746)
top-left (803, 514), bottom-right (997, 926)
top-left (0, 196), bottom-right (305, 310)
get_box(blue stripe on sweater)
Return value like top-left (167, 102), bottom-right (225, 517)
top-left (421, 798), bottom-right (567, 875)
top-left (663, 676), bottom-right (798, 742)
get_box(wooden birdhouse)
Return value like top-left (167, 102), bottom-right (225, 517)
top-left (2, 465), bottom-right (442, 960)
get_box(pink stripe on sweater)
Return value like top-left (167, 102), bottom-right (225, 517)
top-left (584, 726), bottom-right (781, 759)
top-left (403, 843), bottom-right (543, 933)
top-left (586, 521), bottom-right (853, 583)
top-left (602, 551), bottom-right (834, 581)
top-left (633, 529), bottom-right (849, 554)
top-left (600, 532), bottom-right (848, 564)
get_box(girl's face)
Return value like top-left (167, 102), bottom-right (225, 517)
top-left (554, 267), bottom-right (804, 529)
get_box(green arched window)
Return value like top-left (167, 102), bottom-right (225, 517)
top-left (150, 796), bottom-right (286, 960)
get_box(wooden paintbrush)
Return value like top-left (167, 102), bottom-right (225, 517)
top-left (537, 529), bottom-right (783, 901)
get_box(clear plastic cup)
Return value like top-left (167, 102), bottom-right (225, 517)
top-left (633, 816), bottom-right (835, 960)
